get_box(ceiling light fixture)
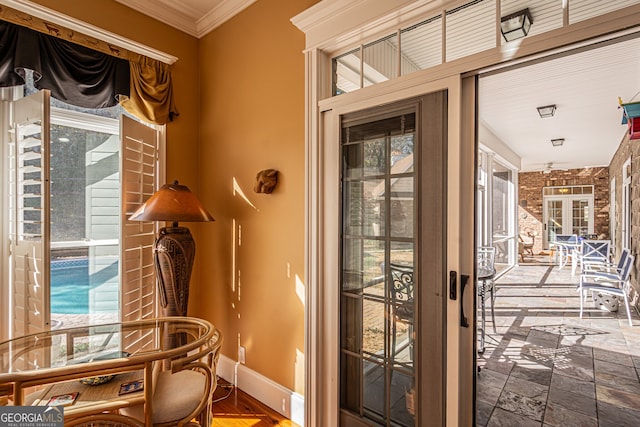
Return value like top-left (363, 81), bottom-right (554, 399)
top-left (500, 8), bottom-right (533, 42)
top-left (551, 138), bottom-right (564, 147)
top-left (537, 104), bottom-right (556, 118)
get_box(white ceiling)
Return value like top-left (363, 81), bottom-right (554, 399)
top-left (114, 0), bottom-right (256, 38)
top-left (480, 35), bottom-right (640, 172)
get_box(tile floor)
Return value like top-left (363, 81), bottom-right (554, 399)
top-left (476, 256), bottom-right (640, 427)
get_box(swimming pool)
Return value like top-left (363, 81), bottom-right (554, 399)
top-left (50, 258), bottom-right (118, 314)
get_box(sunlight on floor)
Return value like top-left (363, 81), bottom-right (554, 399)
top-left (213, 416), bottom-right (262, 426)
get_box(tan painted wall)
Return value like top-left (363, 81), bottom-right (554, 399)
top-left (197, 0), bottom-right (318, 393)
top-left (30, 0), bottom-right (317, 394)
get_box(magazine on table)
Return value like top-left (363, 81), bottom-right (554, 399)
top-left (46, 392), bottom-right (79, 407)
top-left (118, 379), bottom-right (144, 395)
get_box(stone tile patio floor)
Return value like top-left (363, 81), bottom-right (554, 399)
top-left (477, 257), bottom-right (640, 427)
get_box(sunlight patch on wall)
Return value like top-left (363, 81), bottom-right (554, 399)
top-left (233, 177), bottom-right (258, 210)
top-left (295, 274), bottom-right (304, 305)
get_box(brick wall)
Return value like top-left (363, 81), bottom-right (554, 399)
top-left (609, 131), bottom-right (640, 308)
top-left (518, 167), bottom-right (610, 255)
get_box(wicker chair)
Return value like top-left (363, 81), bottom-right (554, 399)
top-left (120, 333), bottom-right (222, 427)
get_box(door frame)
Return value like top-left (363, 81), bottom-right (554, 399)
top-left (293, 2), bottom-right (640, 426)
top-left (542, 191), bottom-right (595, 248)
top-left (312, 72), bottom-right (466, 426)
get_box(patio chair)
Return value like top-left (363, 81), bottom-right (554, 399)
top-left (390, 263), bottom-right (415, 367)
top-left (583, 248), bottom-right (630, 280)
top-left (571, 239), bottom-right (611, 276)
top-left (552, 234), bottom-right (578, 269)
top-left (578, 253), bottom-right (635, 326)
top-left (518, 233), bottom-right (535, 256)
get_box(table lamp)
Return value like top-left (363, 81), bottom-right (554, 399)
top-left (129, 180), bottom-right (214, 317)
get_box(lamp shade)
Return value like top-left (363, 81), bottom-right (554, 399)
top-left (129, 181), bottom-right (214, 223)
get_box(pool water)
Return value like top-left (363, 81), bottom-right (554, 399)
top-left (50, 258), bottom-right (118, 314)
top-left (50, 258), bottom-right (90, 314)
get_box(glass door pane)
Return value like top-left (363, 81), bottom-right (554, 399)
top-left (341, 108), bottom-right (416, 426)
top-left (546, 199), bottom-right (563, 244)
top-left (339, 91), bottom-right (447, 427)
top-left (572, 199), bottom-right (589, 236)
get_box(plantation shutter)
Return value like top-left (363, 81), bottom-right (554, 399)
top-left (9, 90), bottom-right (51, 339)
top-left (120, 115), bottom-right (158, 328)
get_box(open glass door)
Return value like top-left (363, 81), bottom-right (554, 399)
top-left (339, 92), bottom-right (448, 426)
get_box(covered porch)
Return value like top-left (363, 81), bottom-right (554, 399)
top-left (477, 256), bottom-right (640, 426)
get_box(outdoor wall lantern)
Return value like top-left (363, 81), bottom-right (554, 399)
top-left (500, 8), bottom-right (533, 42)
top-left (537, 104), bottom-right (556, 118)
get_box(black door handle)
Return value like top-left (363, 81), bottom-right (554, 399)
top-left (460, 274), bottom-right (470, 328)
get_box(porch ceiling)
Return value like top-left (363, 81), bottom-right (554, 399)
top-left (479, 35), bottom-right (640, 172)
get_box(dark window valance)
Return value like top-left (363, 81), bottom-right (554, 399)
top-left (0, 21), bottom-right (23, 88)
top-left (0, 20), bottom-right (129, 109)
top-left (0, 15), bottom-right (178, 125)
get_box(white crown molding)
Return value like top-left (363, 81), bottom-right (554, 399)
top-left (0, 0), bottom-right (178, 64)
top-left (292, 0), bottom-right (444, 51)
top-left (196, 0), bottom-right (257, 37)
top-left (114, 0), bottom-right (199, 38)
top-left (115, 0), bottom-right (257, 39)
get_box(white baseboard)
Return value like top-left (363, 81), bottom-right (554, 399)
top-left (217, 354), bottom-right (304, 426)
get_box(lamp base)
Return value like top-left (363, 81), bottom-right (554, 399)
top-left (154, 226), bottom-right (195, 317)
top-left (154, 227), bottom-right (195, 354)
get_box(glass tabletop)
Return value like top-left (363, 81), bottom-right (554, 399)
top-left (0, 317), bottom-right (217, 377)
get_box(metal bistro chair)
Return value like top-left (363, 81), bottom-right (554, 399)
top-left (389, 263), bottom-right (415, 367)
top-left (477, 246), bottom-right (496, 354)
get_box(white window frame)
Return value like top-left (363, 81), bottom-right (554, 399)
top-left (622, 157), bottom-right (632, 250)
top-left (611, 176), bottom-right (616, 250)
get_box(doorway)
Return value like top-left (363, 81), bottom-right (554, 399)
top-left (542, 186), bottom-right (595, 248)
top-left (475, 28), bottom-right (640, 427)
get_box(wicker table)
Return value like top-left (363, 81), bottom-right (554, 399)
top-left (0, 317), bottom-right (221, 426)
